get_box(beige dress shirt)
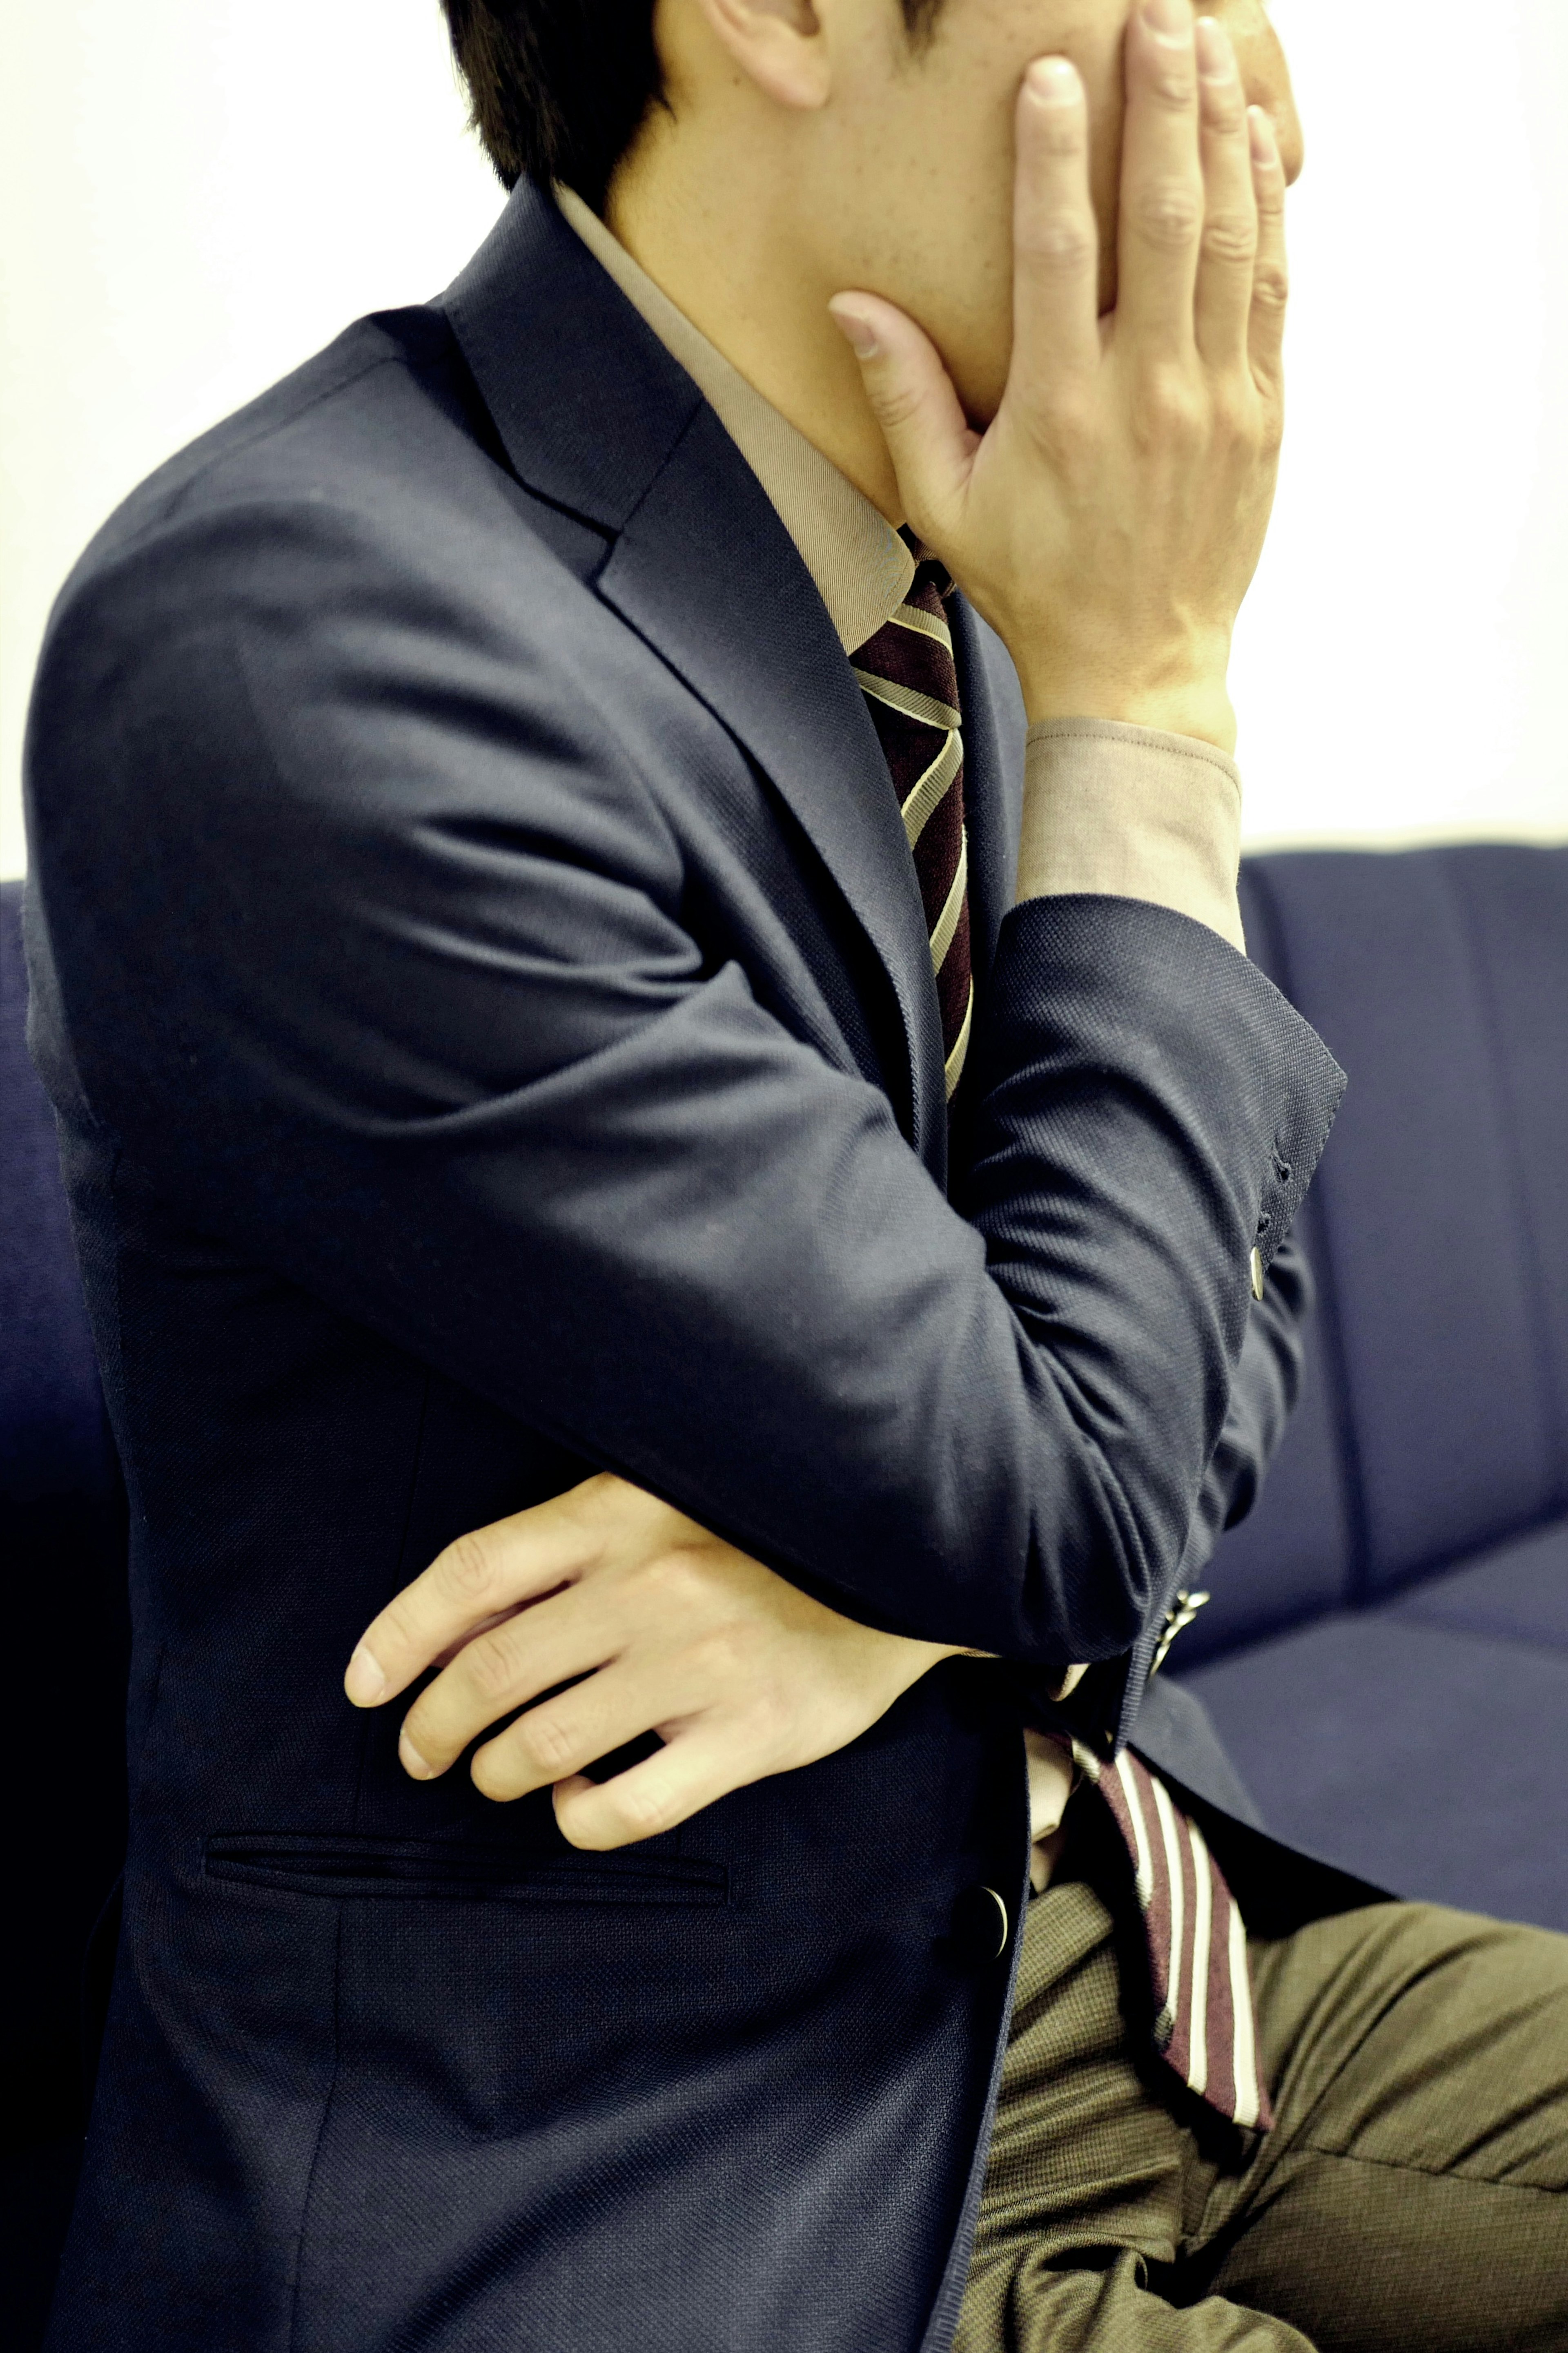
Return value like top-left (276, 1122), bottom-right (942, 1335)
top-left (557, 187), bottom-right (1246, 954)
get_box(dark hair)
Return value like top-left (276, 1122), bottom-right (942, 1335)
top-left (440, 0), bottom-right (935, 215)
top-left (441, 1), bottom-right (661, 212)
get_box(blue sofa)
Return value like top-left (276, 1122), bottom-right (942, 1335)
top-left (2, 881), bottom-right (130, 2347)
top-left (3, 845), bottom-right (1566, 2339)
top-left (1167, 845), bottom-right (1568, 1930)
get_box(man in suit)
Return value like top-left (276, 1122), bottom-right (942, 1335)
top-left (23, 0), bottom-right (1568, 2344)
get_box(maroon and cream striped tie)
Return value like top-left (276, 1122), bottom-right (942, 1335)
top-left (854, 568), bottom-right (1267, 2132)
top-left (1073, 1740), bottom-right (1272, 2130)
top-left (851, 561), bottom-right (973, 1100)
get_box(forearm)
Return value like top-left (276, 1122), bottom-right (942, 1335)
top-left (1014, 1232), bottom-right (1315, 1753)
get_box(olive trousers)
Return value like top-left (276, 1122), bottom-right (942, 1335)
top-left (957, 1821), bottom-right (1568, 2352)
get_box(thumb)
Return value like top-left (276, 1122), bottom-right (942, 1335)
top-left (828, 293), bottom-right (975, 540)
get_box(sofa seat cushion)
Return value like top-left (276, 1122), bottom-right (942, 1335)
top-left (1172, 1578), bottom-right (1568, 1932)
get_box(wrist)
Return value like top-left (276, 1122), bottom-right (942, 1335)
top-left (1010, 639), bottom-right (1238, 756)
top-left (1020, 682), bottom-right (1237, 757)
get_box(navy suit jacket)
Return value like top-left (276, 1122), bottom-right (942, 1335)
top-left (27, 182), bottom-right (1348, 2353)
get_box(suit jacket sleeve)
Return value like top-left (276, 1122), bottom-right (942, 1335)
top-left (24, 492), bottom-right (1343, 1676)
top-left (1014, 1228), bottom-right (1314, 1751)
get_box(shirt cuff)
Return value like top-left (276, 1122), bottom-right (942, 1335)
top-left (1017, 718), bottom-right (1245, 953)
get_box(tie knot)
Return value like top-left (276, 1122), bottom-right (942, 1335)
top-left (898, 527), bottom-right (954, 609)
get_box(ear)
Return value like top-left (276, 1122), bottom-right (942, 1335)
top-left (687, 0), bottom-right (833, 110)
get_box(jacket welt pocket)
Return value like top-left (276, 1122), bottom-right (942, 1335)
top-left (203, 1832), bottom-right (728, 1907)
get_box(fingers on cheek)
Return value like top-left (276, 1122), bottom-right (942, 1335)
top-left (1128, 2), bottom-right (1196, 115)
top-left (1016, 64), bottom-right (1092, 231)
top-left (1247, 108), bottom-right (1285, 229)
top-left (1020, 56), bottom-right (1086, 148)
top-left (1194, 16), bottom-right (1243, 128)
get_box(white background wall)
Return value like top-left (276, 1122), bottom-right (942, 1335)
top-left (4, 0), bottom-right (1566, 878)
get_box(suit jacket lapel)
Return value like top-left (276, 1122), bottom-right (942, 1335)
top-left (951, 598), bottom-right (1027, 989)
top-left (598, 412), bottom-right (948, 1169)
top-left (443, 181), bottom-right (945, 1175)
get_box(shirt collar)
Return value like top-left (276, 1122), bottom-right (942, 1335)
top-left (555, 187), bottom-right (914, 653)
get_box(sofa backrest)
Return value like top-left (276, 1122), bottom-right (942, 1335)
top-left (1185, 843), bottom-right (1568, 1664)
top-left (2, 878), bottom-right (129, 2145)
top-left (0, 880), bottom-right (114, 1507)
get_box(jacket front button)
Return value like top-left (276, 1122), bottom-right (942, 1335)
top-left (951, 1884), bottom-right (1010, 1966)
top-left (1250, 1246), bottom-right (1265, 1300)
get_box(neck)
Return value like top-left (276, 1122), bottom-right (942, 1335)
top-left (604, 118), bottom-right (902, 525)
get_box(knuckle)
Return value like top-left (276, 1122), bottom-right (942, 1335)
top-left (1201, 85), bottom-right (1247, 138)
top-left (1033, 387), bottom-right (1097, 456)
top-left (1019, 212), bottom-right (1096, 272)
top-left (1148, 63), bottom-right (1196, 113)
top-left (1136, 366), bottom-right (1205, 446)
top-left (744, 1682), bottom-right (794, 1750)
top-left (1210, 382), bottom-right (1255, 445)
top-left (438, 1530), bottom-right (499, 1605)
top-left (512, 1709), bottom-right (579, 1775)
top-left (376, 1592), bottom-right (421, 1656)
top-left (461, 1629), bottom-right (521, 1704)
top-left (1201, 212), bottom-right (1257, 268)
top-left (604, 1779), bottom-right (677, 1842)
top-left (867, 376), bottom-right (926, 434)
top-left (692, 1625), bottom-right (753, 1686)
top-left (641, 1541), bottom-right (717, 1610)
top-left (1251, 258), bottom-right (1290, 312)
top-left (1131, 180), bottom-right (1203, 252)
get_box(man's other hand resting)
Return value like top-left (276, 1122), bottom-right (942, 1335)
top-left (346, 1472), bottom-right (1078, 1877)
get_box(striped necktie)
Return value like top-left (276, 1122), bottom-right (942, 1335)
top-left (851, 561), bottom-right (973, 1101)
top-left (1073, 1740), bottom-right (1273, 2131)
top-left (855, 565), bottom-right (1268, 2132)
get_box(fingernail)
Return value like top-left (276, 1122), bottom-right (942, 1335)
top-left (1247, 104), bottom-right (1278, 162)
top-left (1143, 0), bottom-right (1191, 38)
top-left (1025, 56), bottom-right (1080, 106)
top-left (344, 1645), bottom-right (387, 1706)
top-left (399, 1731), bottom-right (435, 1780)
top-left (828, 300), bottom-right (880, 361)
top-left (1193, 16), bottom-right (1231, 77)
